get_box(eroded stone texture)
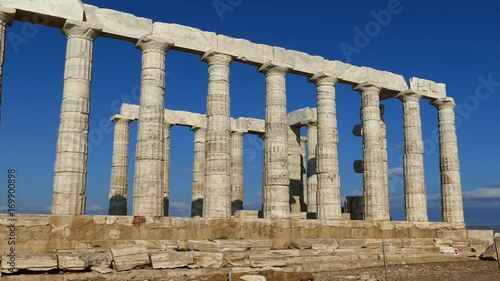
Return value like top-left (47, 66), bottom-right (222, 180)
top-left (133, 35), bottom-right (173, 216)
top-left (0, 7), bottom-right (14, 125)
top-left (108, 115), bottom-right (133, 216)
top-left (191, 127), bottom-right (206, 217)
top-left (397, 90), bottom-right (428, 222)
top-left (110, 244), bottom-right (150, 271)
top-left (379, 104), bottom-right (390, 217)
top-left (0, 0), bottom-right (84, 21)
top-left (1, 254), bottom-right (57, 273)
top-left (150, 251), bottom-right (193, 269)
top-left (231, 130), bottom-right (244, 214)
top-left (354, 83), bottom-right (389, 221)
top-left (259, 61), bottom-right (292, 219)
top-left (310, 72), bottom-right (341, 220)
top-left (163, 123), bottom-right (173, 216)
top-left (431, 98), bottom-right (464, 223)
top-left (202, 51), bottom-right (233, 218)
top-left (288, 126), bottom-right (303, 214)
top-left (306, 119), bottom-right (318, 214)
top-left (52, 20), bottom-right (101, 215)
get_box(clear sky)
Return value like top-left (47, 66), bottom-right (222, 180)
top-left (0, 0), bottom-right (499, 226)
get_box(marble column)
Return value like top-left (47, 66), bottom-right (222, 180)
top-left (108, 115), bottom-right (132, 215)
top-left (431, 97), bottom-right (464, 223)
top-left (202, 51), bottom-right (233, 218)
top-left (52, 20), bottom-right (102, 215)
top-left (354, 82), bottom-right (389, 221)
top-left (300, 136), bottom-right (308, 212)
top-left (163, 122), bottom-right (173, 216)
top-left (379, 104), bottom-right (390, 217)
top-left (230, 130), bottom-right (245, 214)
top-left (259, 61), bottom-right (292, 219)
top-left (0, 7), bottom-right (15, 125)
top-left (191, 127), bottom-right (206, 217)
top-left (309, 72), bottom-right (341, 220)
top-left (306, 121), bottom-right (318, 214)
top-left (133, 36), bottom-right (173, 217)
top-left (288, 126), bottom-right (302, 214)
top-left (397, 90), bottom-right (428, 222)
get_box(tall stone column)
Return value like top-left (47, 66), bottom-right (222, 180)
top-left (309, 72), bottom-right (341, 220)
top-left (202, 51), bottom-right (233, 218)
top-left (300, 136), bottom-right (308, 212)
top-left (259, 61), bottom-right (292, 219)
top-left (133, 36), bottom-right (173, 217)
top-left (354, 83), bottom-right (389, 221)
top-left (397, 91), bottom-right (428, 221)
top-left (288, 126), bottom-right (302, 214)
top-left (230, 130), bottom-right (244, 214)
top-left (0, 7), bottom-right (15, 125)
top-left (163, 122), bottom-right (173, 216)
top-left (431, 97), bottom-right (464, 223)
top-left (379, 104), bottom-right (390, 217)
top-left (52, 20), bottom-right (102, 215)
top-left (191, 127), bottom-right (206, 217)
top-left (306, 121), bottom-right (318, 214)
top-left (108, 115), bottom-right (133, 215)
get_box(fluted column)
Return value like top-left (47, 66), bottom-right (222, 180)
top-left (431, 97), bottom-right (464, 223)
top-left (230, 130), bottom-right (244, 214)
top-left (52, 20), bottom-right (102, 215)
top-left (306, 121), bottom-right (318, 214)
top-left (397, 91), bottom-right (428, 221)
top-left (0, 7), bottom-right (15, 124)
top-left (133, 36), bottom-right (173, 217)
top-left (191, 127), bottom-right (206, 217)
top-left (163, 122), bottom-right (173, 216)
top-left (300, 136), bottom-right (308, 212)
top-left (288, 126), bottom-right (302, 213)
top-left (354, 82), bottom-right (389, 221)
top-left (108, 115), bottom-right (132, 215)
top-left (259, 61), bottom-right (292, 219)
top-left (309, 72), bottom-right (341, 220)
top-left (379, 104), bottom-right (390, 217)
top-left (202, 51), bottom-right (233, 218)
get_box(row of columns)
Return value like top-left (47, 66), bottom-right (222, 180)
top-left (0, 12), bottom-right (463, 223)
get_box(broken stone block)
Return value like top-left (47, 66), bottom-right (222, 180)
top-left (187, 240), bottom-right (251, 252)
top-left (110, 244), bottom-right (150, 271)
top-left (1, 254), bottom-right (58, 273)
top-left (150, 251), bottom-right (193, 269)
top-left (480, 239), bottom-right (499, 261)
top-left (192, 252), bottom-right (225, 268)
top-left (87, 252), bottom-right (112, 268)
top-left (249, 253), bottom-right (286, 268)
top-left (57, 254), bottom-right (89, 271)
top-left (225, 252), bottom-right (250, 267)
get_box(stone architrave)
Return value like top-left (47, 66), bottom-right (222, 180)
top-left (163, 122), bottom-right (173, 216)
top-left (52, 20), bottom-right (102, 215)
top-left (396, 90), bottom-right (428, 222)
top-left (259, 61), bottom-right (292, 219)
top-left (191, 127), bottom-right (206, 217)
top-left (354, 82), bottom-right (389, 221)
top-left (306, 121), bottom-right (318, 214)
top-left (309, 72), bottom-right (341, 220)
top-left (133, 35), bottom-right (173, 217)
top-left (202, 50), bottom-right (233, 218)
top-left (0, 7), bottom-right (15, 124)
top-left (230, 130), bottom-right (245, 214)
top-left (431, 97), bottom-right (465, 223)
top-left (108, 115), bottom-right (133, 215)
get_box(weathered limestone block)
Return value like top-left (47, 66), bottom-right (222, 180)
top-left (57, 254), bottom-right (89, 271)
top-left (192, 252), bottom-right (225, 268)
top-left (133, 240), bottom-right (178, 251)
top-left (290, 239), bottom-right (339, 250)
top-left (87, 252), bottom-right (112, 271)
top-left (1, 254), bottom-right (57, 273)
top-left (249, 253), bottom-right (287, 268)
top-left (287, 107), bottom-right (313, 126)
top-left (150, 251), bottom-right (193, 269)
top-left (410, 77), bottom-right (446, 99)
top-left (274, 47), bottom-right (323, 75)
top-left (468, 230), bottom-right (494, 245)
top-left (234, 210), bottom-right (259, 218)
top-left (218, 35), bottom-right (274, 65)
top-left (244, 118), bottom-right (265, 133)
top-left (480, 239), bottom-right (499, 261)
top-left (187, 240), bottom-right (251, 252)
top-left (83, 4), bottom-right (152, 41)
top-left (240, 275), bottom-right (267, 281)
top-left (110, 244), bottom-right (150, 271)
top-left (249, 240), bottom-right (274, 251)
top-left (224, 252), bottom-right (250, 267)
top-left (0, 0), bottom-right (84, 22)
top-left (153, 22), bottom-right (217, 54)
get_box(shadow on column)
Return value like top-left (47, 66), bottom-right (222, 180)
top-left (306, 157), bottom-right (317, 219)
top-left (163, 198), bottom-right (169, 217)
top-left (231, 200), bottom-right (243, 215)
top-left (108, 195), bottom-right (127, 215)
top-left (300, 155), bottom-right (307, 212)
top-left (191, 198), bottom-right (203, 217)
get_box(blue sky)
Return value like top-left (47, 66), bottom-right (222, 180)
top-left (0, 0), bottom-right (499, 226)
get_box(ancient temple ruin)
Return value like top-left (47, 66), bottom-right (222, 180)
top-left (0, 0), bottom-right (491, 278)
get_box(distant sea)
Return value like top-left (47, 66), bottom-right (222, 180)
top-left (468, 225), bottom-right (500, 233)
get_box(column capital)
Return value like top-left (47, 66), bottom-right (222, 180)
top-left (201, 49), bottom-right (234, 65)
top-left (62, 20), bottom-right (102, 41)
top-left (396, 90), bottom-right (422, 102)
top-left (353, 82), bottom-right (382, 93)
top-left (258, 60), bottom-right (292, 76)
top-left (136, 35), bottom-right (174, 53)
top-left (110, 114), bottom-right (133, 124)
top-left (308, 71), bottom-right (338, 85)
top-left (0, 7), bottom-right (15, 26)
top-left (431, 97), bottom-right (455, 110)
